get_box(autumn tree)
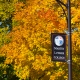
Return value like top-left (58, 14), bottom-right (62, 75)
top-left (0, 0), bottom-right (80, 80)
top-left (0, 0), bottom-right (26, 79)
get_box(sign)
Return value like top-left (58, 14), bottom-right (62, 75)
top-left (51, 33), bottom-right (66, 62)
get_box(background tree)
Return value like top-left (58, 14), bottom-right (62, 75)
top-left (0, 0), bottom-right (80, 80)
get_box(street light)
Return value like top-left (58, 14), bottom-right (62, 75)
top-left (56, 0), bottom-right (72, 80)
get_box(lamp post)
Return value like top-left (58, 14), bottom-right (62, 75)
top-left (56, 0), bottom-right (72, 80)
top-left (67, 0), bottom-right (72, 80)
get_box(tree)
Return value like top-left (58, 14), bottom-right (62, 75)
top-left (0, 0), bottom-right (80, 80)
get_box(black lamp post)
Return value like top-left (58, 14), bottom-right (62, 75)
top-left (56, 0), bottom-right (72, 80)
top-left (67, 0), bottom-right (72, 80)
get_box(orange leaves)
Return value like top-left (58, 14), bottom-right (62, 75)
top-left (37, 8), bottom-right (67, 31)
top-left (45, 9), bottom-right (57, 21)
top-left (1, 0), bottom-right (80, 80)
top-left (14, 2), bottom-right (25, 12)
top-left (38, 9), bottom-right (59, 27)
top-left (0, 1), bottom-right (66, 79)
top-left (37, 8), bottom-right (45, 19)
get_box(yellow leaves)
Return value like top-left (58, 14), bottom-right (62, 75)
top-left (72, 32), bottom-right (80, 54)
top-left (46, 22), bottom-right (54, 32)
top-left (14, 65), bottom-right (29, 80)
top-left (4, 57), bottom-right (13, 64)
top-left (29, 0), bottom-right (56, 12)
top-left (50, 71), bottom-right (65, 80)
top-left (50, 75), bottom-right (56, 80)
top-left (72, 15), bottom-right (79, 24)
top-left (16, 44), bottom-right (34, 64)
top-left (46, 71), bottom-right (51, 75)
top-left (58, 19), bottom-right (67, 32)
top-left (28, 56), bottom-right (34, 61)
top-left (0, 63), bottom-right (7, 69)
top-left (71, 7), bottom-right (77, 15)
top-left (32, 54), bottom-right (53, 71)
top-left (71, 7), bottom-right (80, 24)
top-left (73, 57), bottom-right (78, 63)
top-left (64, 75), bottom-right (68, 79)
top-left (1, 43), bottom-right (33, 79)
top-left (56, 62), bottom-right (61, 67)
top-left (4, 1), bottom-right (67, 79)
top-left (0, 0), bottom-right (80, 80)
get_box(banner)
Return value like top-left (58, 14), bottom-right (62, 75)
top-left (51, 33), bottom-right (66, 62)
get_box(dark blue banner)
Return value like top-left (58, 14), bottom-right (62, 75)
top-left (51, 33), bottom-right (66, 62)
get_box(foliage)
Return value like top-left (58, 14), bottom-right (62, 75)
top-left (0, 27), bottom-right (11, 47)
top-left (0, 0), bottom-right (80, 80)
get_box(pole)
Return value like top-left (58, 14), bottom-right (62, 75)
top-left (55, 0), bottom-right (72, 79)
top-left (67, 0), bottom-right (72, 80)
